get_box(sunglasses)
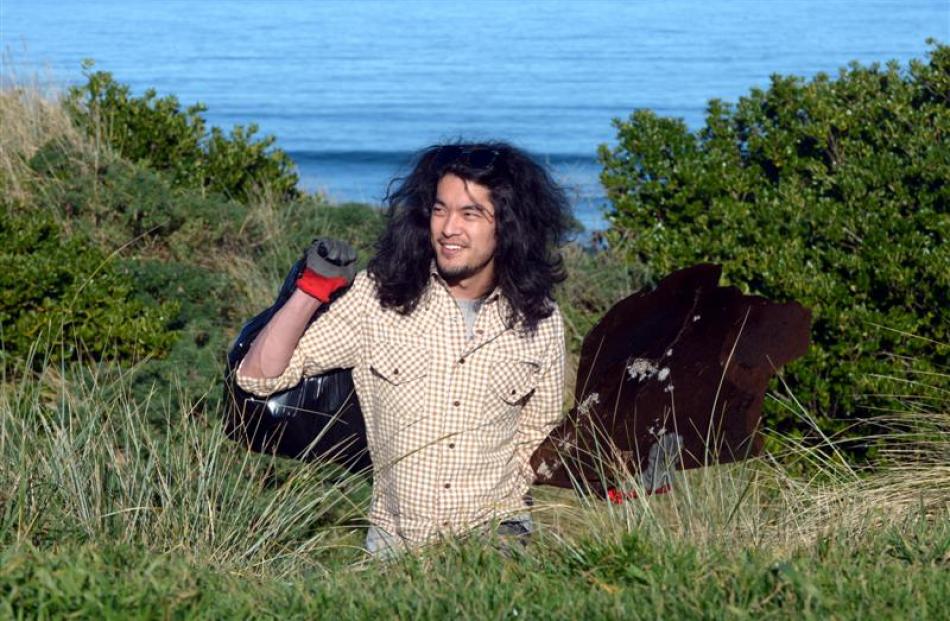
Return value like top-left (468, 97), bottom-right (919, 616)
top-left (434, 145), bottom-right (503, 173)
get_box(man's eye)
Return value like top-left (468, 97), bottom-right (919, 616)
top-left (463, 209), bottom-right (481, 219)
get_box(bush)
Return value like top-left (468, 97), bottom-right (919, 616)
top-left (14, 128), bottom-right (386, 408)
top-left (0, 209), bottom-right (179, 366)
top-left (598, 41), bottom-right (949, 439)
top-left (28, 140), bottom-right (253, 260)
top-left (64, 63), bottom-right (299, 202)
top-left (119, 258), bottom-right (244, 413)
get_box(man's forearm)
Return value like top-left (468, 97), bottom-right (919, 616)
top-left (241, 289), bottom-right (322, 379)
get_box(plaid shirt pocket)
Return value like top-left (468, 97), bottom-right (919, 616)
top-left (370, 341), bottom-right (429, 385)
top-left (477, 360), bottom-right (543, 454)
top-left (369, 340), bottom-right (430, 434)
top-left (491, 359), bottom-right (541, 406)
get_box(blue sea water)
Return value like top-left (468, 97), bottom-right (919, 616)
top-left (2, 0), bottom-right (946, 230)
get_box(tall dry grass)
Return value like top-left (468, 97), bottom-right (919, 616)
top-left (529, 359), bottom-right (948, 562)
top-left (0, 76), bottom-right (86, 203)
top-left (3, 332), bottom-right (945, 581)
top-left (0, 356), bottom-right (371, 578)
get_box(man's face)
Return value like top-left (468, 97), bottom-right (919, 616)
top-left (430, 173), bottom-right (497, 293)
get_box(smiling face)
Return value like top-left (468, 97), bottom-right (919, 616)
top-left (430, 173), bottom-right (498, 298)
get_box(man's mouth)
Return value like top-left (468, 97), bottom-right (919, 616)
top-left (439, 241), bottom-right (466, 258)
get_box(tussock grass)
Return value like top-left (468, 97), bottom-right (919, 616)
top-left (0, 72), bottom-right (79, 198)
top-left (0, 358), bottom-right (372, 578)
top-left (2, 353), bottom-right (947, 618)
top-left (3, 345), bottom-right (946, 565)
top-left (531, 358), bottom-right (948, 557)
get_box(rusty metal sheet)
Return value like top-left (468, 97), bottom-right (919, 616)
top-left (530, 263), bottom-right (811, 496)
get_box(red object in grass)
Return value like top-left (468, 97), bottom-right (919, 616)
top-left (606, 484), bottom-right (672, 504)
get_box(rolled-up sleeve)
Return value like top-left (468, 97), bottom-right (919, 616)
top-left (235, 270), bottom-right (374, 397)
top-left (512, 307), bottom-right (565, 491)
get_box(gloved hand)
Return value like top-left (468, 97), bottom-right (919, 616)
top-left (296, 238), bottom-right (357, 302)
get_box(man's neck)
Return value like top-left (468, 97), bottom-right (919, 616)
top-left (448, 281), bottom-right (492, 300)
top-left (443, 269), bottom-right (495, 300)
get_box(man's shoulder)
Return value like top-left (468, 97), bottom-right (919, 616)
top-left (536, 301), bottom-right (564, 334)
top-left (331, 270), bottom-right (383, 314)
top-left (344, 270), bottom-right (415, 319)
top-left (508, 302), bottom-right (564, 365)
top-left (546, 301), bottom-right (564, 321)
top-left (348, 270), bottom-right (380, 299)
top-left (508, 299), bottom-right (563, 346)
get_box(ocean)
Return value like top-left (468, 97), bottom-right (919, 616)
top-left (3, 0), bottom-right (946, 230)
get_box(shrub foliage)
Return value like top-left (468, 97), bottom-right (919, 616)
top-left (599, 41), bottom-right (949, 436)
top-left (64, 62), bottom-right (299, 202)
top-left (28, 141), bottom-right (252, 258)
top-left (4, 79), bottom-right (386, 405)
top-left (0, 209), bottom-right (179, 366)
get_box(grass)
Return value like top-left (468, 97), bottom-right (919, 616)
top-left (2, 76), bottom-right (948, 619)
top-left (1, 349), bottom-right (946, 619)
top-left (3, 524), bottom-right (947, 619)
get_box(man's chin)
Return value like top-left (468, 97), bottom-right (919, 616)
top-left (436, 259), bottom-right (478, 282)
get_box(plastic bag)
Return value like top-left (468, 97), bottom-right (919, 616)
top-left (222, 259), bottom-right (371, 473)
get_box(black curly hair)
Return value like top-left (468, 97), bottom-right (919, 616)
top-left (367, 141), bottom-right (571, 334)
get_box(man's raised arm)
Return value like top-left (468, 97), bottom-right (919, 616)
top-left (238, 238), bottom-right (358, 388)
top-left (240, 288), bottom-right (325, 380)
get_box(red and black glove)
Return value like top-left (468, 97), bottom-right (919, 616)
top-left (296, 238), bottom-right (357, 303)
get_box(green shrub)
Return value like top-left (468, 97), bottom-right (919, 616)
top-left (0, 209), bottom-right (179, 366)
top-left (261, 199), bottom-right (386, 269)
top-left (17, 131), bottom-right (386, 407)
top-left (119, 259), bottom-right (242, 414)
top-left (64, 63), bottom-right (299, 202)
top-left (29, 141), bottom-right (253, 260)
top-left (598, 41), bottom-right (949, 439)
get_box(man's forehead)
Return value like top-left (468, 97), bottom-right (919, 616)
top-left (436, 174), bottom-right (495, 213)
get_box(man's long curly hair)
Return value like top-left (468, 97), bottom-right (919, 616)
top-left (367, 141), bottom-right (571, 334)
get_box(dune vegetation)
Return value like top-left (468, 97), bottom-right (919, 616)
top-left (1, 48), bottom-right (947, 619)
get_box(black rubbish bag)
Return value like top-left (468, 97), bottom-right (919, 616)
top-left (222, 259), bottom-right (371, 473)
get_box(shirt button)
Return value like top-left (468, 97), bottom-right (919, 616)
top-left (476, 329), bottom-right (484, 335)
top-left (453, 400), bottom-right (460, 407)
top-left (393, 368), bottom-right (399, 375)
top-left (448, 443), bottom-right (455, 449)
top-left (458, 357), bottom-right (465, 364)
top-left (444, 483), bottom-right (451, 489)
top-left (442, 521), bottom-right (450, 527)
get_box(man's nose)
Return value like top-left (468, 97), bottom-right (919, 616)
top-left (441, 209), bottom-right (462, 236)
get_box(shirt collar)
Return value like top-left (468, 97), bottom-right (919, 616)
top-left (426, 260), bottom-right (509, 321)
top-left (428, 260), bottom-right (503, 302)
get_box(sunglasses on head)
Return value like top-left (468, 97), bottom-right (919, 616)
top-left (434, 145), bottom-right (503, 172)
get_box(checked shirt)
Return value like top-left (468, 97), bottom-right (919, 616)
top-left (236, 266), bottom-right (565, 546)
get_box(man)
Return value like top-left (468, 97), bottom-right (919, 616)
top-left (237, 142), bottom-right (570, 555)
